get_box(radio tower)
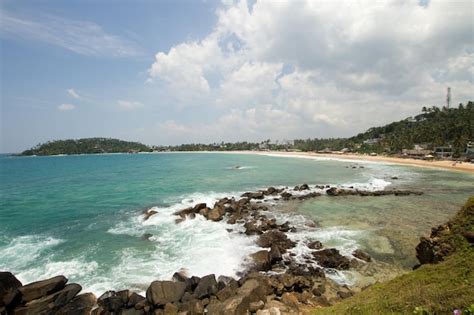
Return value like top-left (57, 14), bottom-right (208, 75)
top-left (446, 87), bottom-right (451, 109)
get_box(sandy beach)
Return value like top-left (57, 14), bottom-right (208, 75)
top-left (206, 150), bottom-right (474, 174)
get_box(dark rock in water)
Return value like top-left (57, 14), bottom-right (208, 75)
top-left (281, 192), bottom-right (293, 200)
top-left (18, 275), bottom-right (68, 303)
top-left (269, 244), bottom-right (282, 264)
top-left (307, 240), bottom-right (323, 250)
top-left (193, 274), bottom-right (218, 299)
top-left (173, 207), bottom-right (195, 219)
top-left (312, 248), bottom-right (350, 270)
top-left (244, 221), bottom-right (263, 235)
top-left (193, 203), bottom-right (207, 212)
top-left (56, 293), bottom-right (97, 315)
top-left (300, 183), bottom-right (310, 190)
top-left (326, 187), bottom-right (342, 196)
top-left (241, 191), bottom-right (264, 200)
top-left (141, 233), bottom-right (153, 241)
top-left (146, 281), bottom-right (186, 306)
top-left (0, 272), bottom-right (22, 307)
top-left (143, 209), bottom-right (158, 221)
top-left (298, 192), bottom-right (321, 200)
top-left (249, 250), bottom-right (271, 271)
top-left (127, 292), bottom-right (145, 308)
top-left (207, 206), bottom-right (225, 221)
top-left (352, 249), bottom-right (372, 262)
top-left (391, 176), bottom-right (398, 179)
top-left (256, 230), bottom-right (296, 252)
top-left (13, 283), bottom-right (81, 315)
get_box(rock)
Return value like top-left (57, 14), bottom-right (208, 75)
top-left (164, 302), bottom-right (179, 314)
top-left (352, 249), bottom-right (371, 262)
top-left (281, 292), bottom-right (299, 308)
top-left (391, 176), bottom-right (398, 180)
top-left (143, 210), bottom-right (158, 221)
top-left (181, 300), bottom-right (204, 314)
top-left (55, 293), bottom-right (97, 315)
top-left (249, 300), bottom-right (265, 312)
top-left (193, 203), bottom-right (207, 212)
top-left (281, 192), bottom-right (292, 200)
top-left (220, 279), bottom-right (270, 314)
top-left (307, 240), bottom-right (323, 250)
top-left (217, 276), bottom-right (235, 290)
top-left (244, 221), bottom-right (263, 235)
top-left (12, 283), bottom-right (81, 315)
top-left (174, 207), bottom-right (195, 219)
top-left (127, 292), bottom-right (146, 308)
top-left (462, 231), bottom-right (474, 243)
top-left (269, 244), bottom-right (282, 264)
top-left (299, 184), bottom-right (310, 190)
top-left (241, 192), bottom-right (264, 200)
top-left (146, 281), bottom-right (187, 306)
top-left (256, 230), bottom-right (296, 252)
top-left (326, 187), bottom-right (342, 196)
top-left (193, 274), bottom-right (218, 299)
top-left (312, 248), bottom-right (350, 269)
top-left (207, 207), bottom-right (225, 222)
top-left (250, 250), bottom-right (271, 271)
top-left (18, 275), bottom-right (68, 303)
top-left (0, 272), bottom-right (22, 307)
top-left (141, 233), bottom-right (153, 241)
top-left (120, 308), bottom-right (145, 315)
top-left (216, 285), bottom-right (236, 302)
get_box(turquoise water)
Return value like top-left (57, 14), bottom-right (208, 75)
top-left (0, 152), bottom-right (472, 293)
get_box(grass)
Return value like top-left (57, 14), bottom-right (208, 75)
top-left (313, 197), bottom-right (474, 315)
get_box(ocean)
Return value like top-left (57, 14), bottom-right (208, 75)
top-left (0, 152), bottom-right (473, 294)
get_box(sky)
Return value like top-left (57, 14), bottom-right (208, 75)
top-left (0, 0), bottom-right (473, 153)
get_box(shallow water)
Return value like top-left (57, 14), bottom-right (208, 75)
top-left (0, 152), bottom-right (472, 294)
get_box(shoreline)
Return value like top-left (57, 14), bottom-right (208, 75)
top-left (159, 150), bottom-right (474, 174)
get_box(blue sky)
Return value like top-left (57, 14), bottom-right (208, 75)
top-left (1, 0), bottom-right (473, 153)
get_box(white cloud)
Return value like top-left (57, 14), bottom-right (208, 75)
top-left (117, 100), bottom-right (144, 110)
top-left (67, 88), bottom-right (80, 99)
top-left (57, 103), bottom-right (75, 111)
top-left (1, 11), bottom-right (144, 57)
top-left (146, 0), bottom-right (473, 144)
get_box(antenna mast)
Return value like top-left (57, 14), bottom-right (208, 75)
top-left (446, 87), bottom-right (451, 109)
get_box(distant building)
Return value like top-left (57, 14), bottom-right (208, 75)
top-left (466, 141), bottom-right (474, 160)
top-left (434, 146), bottom-right (453, 159)
top-left (402, 149), bottom-right (432, 158)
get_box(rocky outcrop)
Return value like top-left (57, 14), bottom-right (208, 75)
top-left (312, 248), bottom-right (351, 270)
top-left (17, 275), bottom-right (68, 303)
top-left (352, 249), bottom-right (371, 262)
top-left (0, 272), bottom-right (22, 308)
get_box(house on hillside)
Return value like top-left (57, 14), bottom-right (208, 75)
top-left (402, 149), bottom-right (432, 159)
top-left (466, 141), bottom-right (474, 160)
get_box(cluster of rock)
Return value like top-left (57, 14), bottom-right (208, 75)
top-left (0, 269), bottom-right (356, 315)
top-left (0, 273), bottom-right (95, 315)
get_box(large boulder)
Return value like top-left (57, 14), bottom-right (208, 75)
top-left (312, 248), bottom-right (350, 270)
top-left (18, 275), bottom-right (68, 303)
top-left (220, 279), bottom-right (271, 314)
top-left (0, 272), bottom-right (22, 307)
top-left (256, 230), bottom-right (296, 252)
top-left (249, 251), bottom-right (271, 272)
top-left (193, 274), bottom-right (218, 299)
top-left (12, 283), bottom-right (81, 315)
top-left (146, 281), bottom-right (186, 306)
top-left (207, 207), bottom-right (225, 222)
top-left (55, 293), bottom-right (97, 315)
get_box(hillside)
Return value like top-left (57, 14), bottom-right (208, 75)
top-left (20, 138), bottom-right (151, 156)
top-left (294, 101), bottom-right (474, 155)
top-left (313, 197), bottom-right (474, 315)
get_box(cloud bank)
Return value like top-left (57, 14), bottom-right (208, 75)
top-left (146, 0), bottom-right (473, 144)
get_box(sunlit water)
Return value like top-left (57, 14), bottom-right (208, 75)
top-left (0, 152), bottom-right (472, 294)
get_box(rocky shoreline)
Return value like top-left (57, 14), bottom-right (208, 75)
top-left (1, 184), bottom-right (423, 315)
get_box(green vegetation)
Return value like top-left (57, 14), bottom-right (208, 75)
top-left (20, 138), bottom-right (151, 156)
top-left (294, 101), bottom-right (474, 155)
top-left (313, 197), bottom-right (474, 315)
